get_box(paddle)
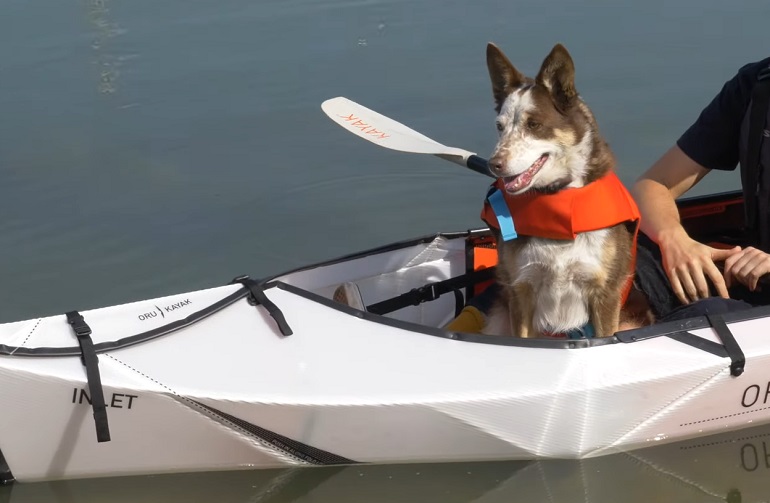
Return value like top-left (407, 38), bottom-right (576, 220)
top-left (321, 97), bottom-right (492, 178)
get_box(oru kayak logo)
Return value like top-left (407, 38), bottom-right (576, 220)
top-left (741, 381), bottom-right (770, 408)
top-left (337, 113), bottom-right (390, 140)
top-left (137, 299), bottom-right (192, 322)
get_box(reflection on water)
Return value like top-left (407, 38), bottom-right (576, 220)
top-left (84, 0), bottom-right (123, 95)
top-left (4, 422), bottom-right (770, 502)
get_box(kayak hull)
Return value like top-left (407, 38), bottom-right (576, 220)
top-left (1, 228), bottom-right (769, 483)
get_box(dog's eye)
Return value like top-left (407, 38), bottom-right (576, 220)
top-left (495, 121), bottom-right (504, 132)
top-left (526, 119), bottom-right (541, 130)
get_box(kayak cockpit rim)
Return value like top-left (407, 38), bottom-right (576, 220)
top-left (0, 287), bottom-right (251, 357)
top-left (260, 222), bottom-right (765, 353)
top-left (268, 278), bottom-right (768, 353)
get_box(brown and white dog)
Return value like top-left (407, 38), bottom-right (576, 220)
top-left (480, 43), bottom-right (646, 338)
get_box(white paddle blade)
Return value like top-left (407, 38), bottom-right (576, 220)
top-left (321, 97), bottom-right (475, 166)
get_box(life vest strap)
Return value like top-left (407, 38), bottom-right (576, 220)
top-left (487, 189), bottom-right (518, 241)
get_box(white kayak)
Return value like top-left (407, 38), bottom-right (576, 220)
top-left (1, 221), bottom-right (769, 484)
top-left (1, 98), bottom-right (766, 484)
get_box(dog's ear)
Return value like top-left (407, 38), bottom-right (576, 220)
top-left (535, 44), bottom-right (577, 112)
top-left (486, 43), bottom-right (525, 112)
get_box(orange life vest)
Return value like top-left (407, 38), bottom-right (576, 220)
top-left (480, 172), bottom-right (641, 305)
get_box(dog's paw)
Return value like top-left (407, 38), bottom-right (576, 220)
top-left (481, 306), bottom-right (514, 337)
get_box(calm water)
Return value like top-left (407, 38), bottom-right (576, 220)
top-left (4, 421), bottom-right (770, 502)
top-left (2, 0), bottom-right (770, 500)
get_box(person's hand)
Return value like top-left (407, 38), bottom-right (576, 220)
top-left (724, 246), bottom-right (770, 292)
top-left (659, 228), bottom-right (741, 304)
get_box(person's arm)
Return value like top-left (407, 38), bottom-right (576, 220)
top-left (633, 58), bottom-right (770, 303)
top-left (634, 145), bottom-right (709, 243)
top-left (632, 146), bottom-right (740, 304)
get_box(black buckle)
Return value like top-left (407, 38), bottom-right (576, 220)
top-left (411, 284), bottom-right (439, 306)
top-left (759, 66), bottom-right (770, 81)
top-left (66, 312), bottom-right (92, 338)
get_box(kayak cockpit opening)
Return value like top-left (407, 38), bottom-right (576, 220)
top-left (269, 190), bottom-right (770, 344)
top-left (273, 232), bottom-right (475, 330)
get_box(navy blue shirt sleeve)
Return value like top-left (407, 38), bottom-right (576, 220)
top-left (676, 58), bottom-right (770, 171)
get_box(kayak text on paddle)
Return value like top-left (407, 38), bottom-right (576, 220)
top-left (336, 113), bottom-right (390, 140)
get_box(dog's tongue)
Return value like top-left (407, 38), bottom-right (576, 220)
top-left (503, 172), bottom-right (534, 193)
top-left (503, 154), bottom-right (548, 193)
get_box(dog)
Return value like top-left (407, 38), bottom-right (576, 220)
top-left (479, 43), bottom-right (648, 338)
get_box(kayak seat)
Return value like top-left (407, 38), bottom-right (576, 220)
top-left (333, 282), bottom-right (367, 312)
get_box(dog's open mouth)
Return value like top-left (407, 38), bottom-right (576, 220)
top-left (503, 154), bottom-right (549, 193)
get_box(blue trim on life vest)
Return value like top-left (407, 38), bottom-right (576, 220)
top-left (487, 189), bottom-right (518, 241)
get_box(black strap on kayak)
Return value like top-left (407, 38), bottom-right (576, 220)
top-left (194, 401), bottom-right (355, 465)
top-left (367, 267), bottom-right (497, 316)
top-left (65, 311), bottom-right (111, 442)
top-left (452, 290), bottom-right (464, 318)
top-left (706, 313), bottom-right (745, 377)
top-left (231, 276), bottom-right (293, 336)
top-left (0, 445), bottom-right (13, 485)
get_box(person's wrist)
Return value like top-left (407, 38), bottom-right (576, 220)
top-left (656, 226), bottom-right (688, 249)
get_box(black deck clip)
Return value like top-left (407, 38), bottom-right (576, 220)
top-left (231, 276), bottom-right (293, 336)
top-left (65, 311), bottom-right (111, 442)
top-left (707, 314), bottom-right (745, 377)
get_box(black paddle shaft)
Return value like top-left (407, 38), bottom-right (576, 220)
top-left (466, 155), bottom-right (493, 178)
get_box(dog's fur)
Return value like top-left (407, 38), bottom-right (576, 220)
top-left (481, 43), bottom-right (644, 338)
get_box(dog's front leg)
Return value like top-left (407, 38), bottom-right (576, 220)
top-left (589, 293), bottom-right (621, 337)
top-left (511, 283), bottom-right (538, 338)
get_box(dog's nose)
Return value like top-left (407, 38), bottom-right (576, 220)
top-left (488, 156), bottom-right (504, 176)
